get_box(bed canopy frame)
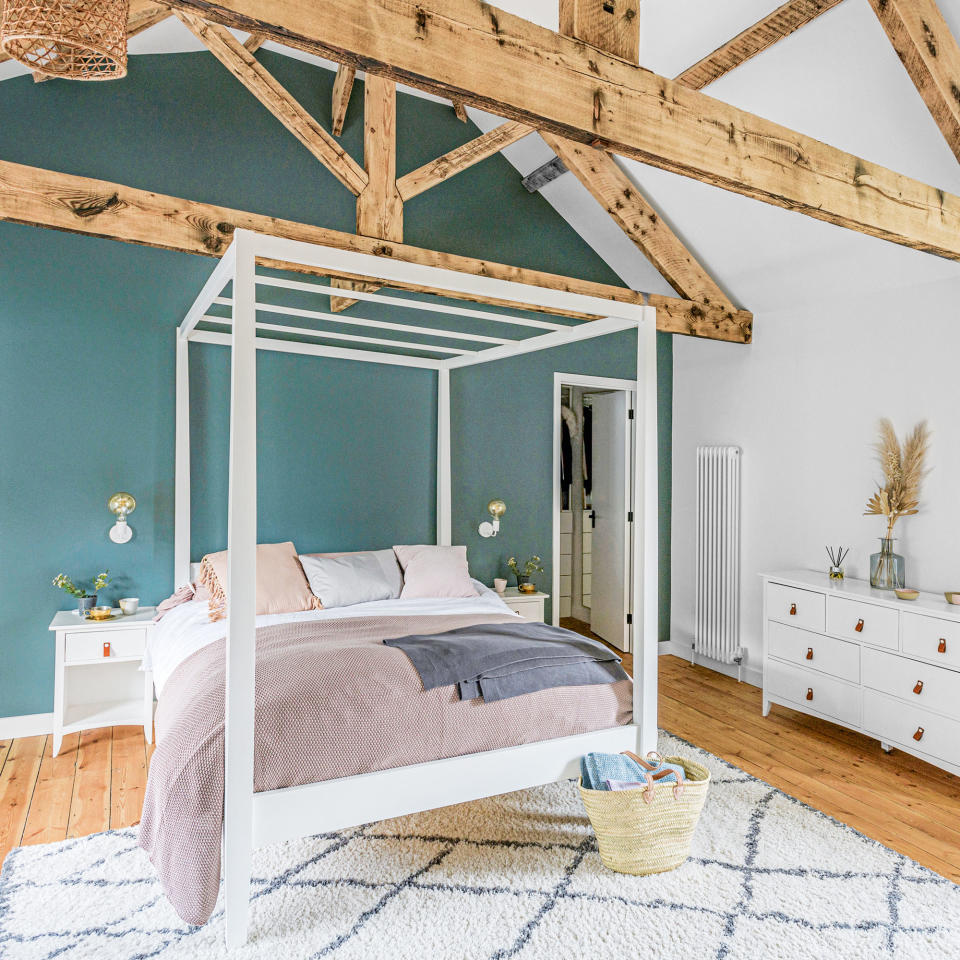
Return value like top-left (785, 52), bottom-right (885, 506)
top-left (175, 229), bottom-right (659, 947)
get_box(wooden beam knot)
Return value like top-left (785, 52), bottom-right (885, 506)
top-left (67, 193), bottom-right (123, 219)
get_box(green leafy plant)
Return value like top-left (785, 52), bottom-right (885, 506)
top-left (52, 570), bottom-right (110, 599)
top-left (507, 556), bottom-right (544, 580)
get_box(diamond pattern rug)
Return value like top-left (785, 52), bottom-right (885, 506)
top-left (1, 732), bottom-right (957, 959)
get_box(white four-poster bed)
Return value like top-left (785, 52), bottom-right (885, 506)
top-left (172, 229), bottom-right (659, 947)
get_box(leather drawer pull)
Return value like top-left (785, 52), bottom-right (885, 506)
top-left (938, 638), bottom-right (947, 654)
top-left (805, 647), bottom-right (814, 660)
top-left (913, 727), bottom-right (924, 742)
top-left (789, 603), bottom-right (797, 616)
top-left (102, 641), bottom-right (111, 657)
top-left (913, 680), bottom-right (924, 695)
top-left (806, 687), bottom-right (814, 701)
top-left (855, 619), bottom-right (865, 633)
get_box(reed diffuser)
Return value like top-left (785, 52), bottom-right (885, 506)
top-left (863, 418), bottom-right (930, 590)
top-left (826, 546), bottom-right (849, 582)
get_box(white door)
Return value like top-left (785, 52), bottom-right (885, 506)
top-left (589, 391), bottom-right (632, 651)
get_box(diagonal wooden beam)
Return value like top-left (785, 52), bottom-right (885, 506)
top-left (127, 1), bottom-right (173, 39)
top-left (175, 11), bottom-right (368, 195)
top-left (867, 0), bottom-right (960, 164)
top-left (559, 0), bottom-right (641, 64)
top-left (243, 33), bottom-right (266, 53)
top-left (161, 0), bottom-right (960, 261)
top-left (0, 159), bottom-right (752, 342)
top-left (452, 100), bottom-right (469, 122)
top-left (397, 121), bottom-right (534, 201)
top-left (542, 132), bottom-right (734, 309)
top-left (675, 0), bottom-right (846, 89)
top-left (331, 63), bottom-right (356, 137)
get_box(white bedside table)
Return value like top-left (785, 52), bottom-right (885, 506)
top-left (500, 587), bottom-right (549, 622)
top-left (49, 607), bottom-right (156, 757)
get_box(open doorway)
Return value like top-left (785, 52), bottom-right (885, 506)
top-left (553, 373), bottom-right (637, 652)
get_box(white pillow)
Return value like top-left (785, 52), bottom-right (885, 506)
top-left (393, 545), bottom-right (478, 599)
top-left (300, 551), bottom-right (400, 608)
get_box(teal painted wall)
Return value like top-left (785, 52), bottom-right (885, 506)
top-left (0, 52), bottom-right (671, 717)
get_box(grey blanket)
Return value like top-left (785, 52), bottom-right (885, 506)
top-left (384, 621), bottom-right (628, 701)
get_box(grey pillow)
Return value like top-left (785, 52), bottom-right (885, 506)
top-left (299, 550), bottom-right (403, 608)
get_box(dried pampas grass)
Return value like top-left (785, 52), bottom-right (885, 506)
top-left (864, 418), bottom-right (930, 537)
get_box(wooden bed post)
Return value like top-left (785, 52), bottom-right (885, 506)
top-left (633, 308), bottom-right (659, 754)
top-left (174, 333), bottom-right (191, 587)
top-left (223, 230), bottom-right (258, 949)
top-left (437, 366), bottom-right (452, 546)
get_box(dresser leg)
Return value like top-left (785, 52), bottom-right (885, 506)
top-left (762, 697), bottom-right (771, 717)
top-left (880, 741), bottom-right (893, 753)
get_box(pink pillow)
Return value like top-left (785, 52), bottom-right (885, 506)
top-left (198, 541), bottom-right (318, 621)
top-left (393, 545), bottom-right (478, 599)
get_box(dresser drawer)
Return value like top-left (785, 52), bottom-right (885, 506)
top-left (765, 660), bottom-right (860, 726)
top-left (826, 596), bottom-right (899, 650)
top-left (766, 583), bottom-right (825, 633)
top-left (862, 647), bottom-right (960, 719)
top-left (64, 629), bottom-right (146, 662)
top-left (862, 689), bottom-right (960, 767)
top-left (901, 613), bottom-right (960, 669)
top-left (767, 621), bottom-right (859, 683)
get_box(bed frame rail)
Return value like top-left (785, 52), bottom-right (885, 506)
top-left (252, 724), bottom-right (638, 848)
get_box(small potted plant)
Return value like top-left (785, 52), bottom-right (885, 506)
top-left (507, 556), bottom-right (544, 594)
top-left (53, 570), bottom-right (110, 617)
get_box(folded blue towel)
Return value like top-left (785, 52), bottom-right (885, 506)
top-left (580, 751), bottom-right (685, 790)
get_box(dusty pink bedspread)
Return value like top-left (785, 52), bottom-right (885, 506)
top-left (138, 613), bottom-right (632, 925)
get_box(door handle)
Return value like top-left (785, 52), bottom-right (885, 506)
top-left (588, 510), bottom-right (596, 529)
top-left (913, 680), bottom-right (924, 695)
top-left (855, 619), bottom-right (864, 633)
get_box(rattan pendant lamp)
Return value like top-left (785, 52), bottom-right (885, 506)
top-left (0, 0), bottom-right (130, 79)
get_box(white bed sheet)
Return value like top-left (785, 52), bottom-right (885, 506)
top-left (147, 579), bottom-right (516, 696)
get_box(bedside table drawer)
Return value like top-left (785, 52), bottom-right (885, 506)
top-left (64, 629), bottom-right (146, 662)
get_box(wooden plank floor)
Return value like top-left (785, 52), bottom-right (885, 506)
top-left (2, 655), bottom-right (959, 884)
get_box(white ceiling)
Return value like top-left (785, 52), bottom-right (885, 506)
top-left (3, 0), bottom-right (960, 313)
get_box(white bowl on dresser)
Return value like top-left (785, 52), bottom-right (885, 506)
top-left (762, 571), bottom-right (960, 777)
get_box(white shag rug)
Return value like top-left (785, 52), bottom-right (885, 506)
top-left (1, 732), bottom-right (958, 960)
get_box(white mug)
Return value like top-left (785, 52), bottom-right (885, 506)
top-left (119, 597), bottom-right (140, 616)
top-left (493, 578), bottom-right (507, 595)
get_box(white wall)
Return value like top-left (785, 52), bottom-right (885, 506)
top-left (670, 273), bottom-right (960, 683)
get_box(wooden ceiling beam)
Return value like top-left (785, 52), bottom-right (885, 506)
top-left (559, 0), bottom-right (640, 64)
top-left (0, 159), bottom-right (752, 342)
top-left (452, 100), bottom-right (469, 122)
top-left (160, 0), bottom-right (960, 261)
top-left (175, 11), bottom-right (368, 195)
top-left (542, 132), bottom-right (734, 309)
top-left (675, 0), bottom-right (846, 90)
top-left (397, 121), bottom-right (534, 201)
top-left (242, 33), bottom-right (266, 53)
top-left (331, 63), bottom-right (356, 136)
top-left (867, 0), bottom-right (960, 164)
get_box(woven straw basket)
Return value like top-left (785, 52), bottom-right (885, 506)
top-left (579, 755), bottom-right (710, 875)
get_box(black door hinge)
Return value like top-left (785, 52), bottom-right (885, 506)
top-left (628, 409), bottom-right (634, 419)
top-left (626, 613), bottom-right (633, 625)
top-left (627, 511), bottom-right (634, 522)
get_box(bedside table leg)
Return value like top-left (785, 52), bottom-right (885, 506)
top-left (52, 731), bottom-right (63, 758)
top-left (762, 696), bottom-right (771, 718)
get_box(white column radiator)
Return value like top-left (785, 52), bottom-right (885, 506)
top-left (694, 445), bottom-right (742, 665)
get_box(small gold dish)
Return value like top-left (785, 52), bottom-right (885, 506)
top-left (895, 589), bottom-right (919, 601)
top-left (518, 583), bottom-right (537, 594)
top-left (945, 591), bottom-right (960, 606)
top-left (88, 605), bottom-right (115, 621)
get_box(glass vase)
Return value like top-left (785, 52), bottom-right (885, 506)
top-left (870, 538), bottom-right (904, 591)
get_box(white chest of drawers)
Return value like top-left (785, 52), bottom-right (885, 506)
top-left (762, 571), bottom-right (960, 777)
